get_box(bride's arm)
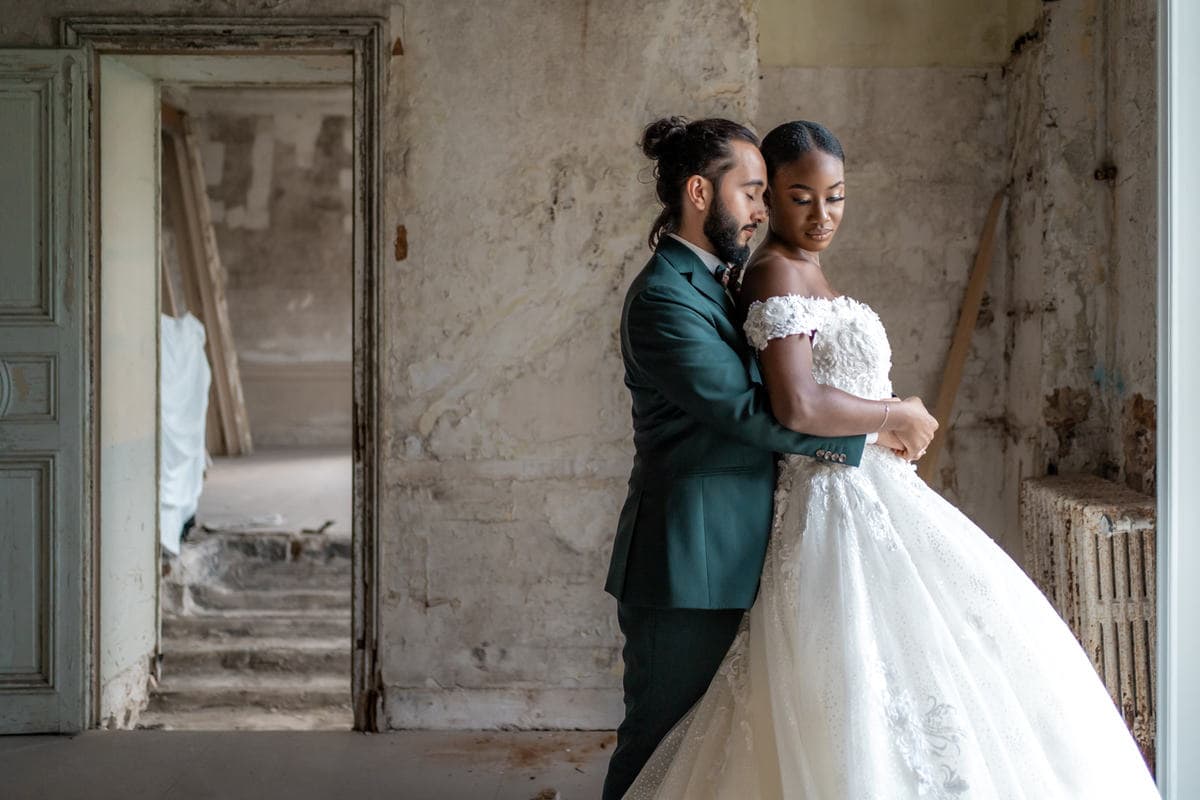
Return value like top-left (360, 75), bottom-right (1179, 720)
top-left (741, 256), bottom-right (936, 449)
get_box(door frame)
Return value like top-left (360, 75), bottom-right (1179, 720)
top-left (61, 16), bottom-right (387, 732)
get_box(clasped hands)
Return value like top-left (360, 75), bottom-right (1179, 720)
top-left (874, 397), bottom-right (938, 463)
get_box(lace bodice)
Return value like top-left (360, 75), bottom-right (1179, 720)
top-left (743, 294), bottom-right (894, 400)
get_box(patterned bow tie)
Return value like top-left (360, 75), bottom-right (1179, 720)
top-left (714, 263), bottom-right (744, 292)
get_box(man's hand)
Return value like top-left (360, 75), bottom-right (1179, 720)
top-left (874, 428), bottom-right (909, 458)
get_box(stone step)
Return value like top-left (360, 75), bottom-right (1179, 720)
top-left (163, 611), bottom-right (350, 641)
top-left (189, 584), bottom-right (351, 613)
top-left (193, 529), bottom-right (351, 563)
top-left (147, 673), bottom-right (351, 714)
top-left (219, 560), bottom-right (350, 591)
top-left (137, 705), bottom-right (354, 731)
top-left (162, 637), bottom-right (351, 677)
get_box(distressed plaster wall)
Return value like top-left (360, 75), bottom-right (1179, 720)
top-left (1002, 0), bottom-right (1158, 549)
top-left (1103, 1), bottom-right (1157, 496)
top-left (758, 0), bottom-right (1041, 68)
top-left (381, 0), bottom-right (759, 729)
top-left (179, 87), bottom-right (354, 447)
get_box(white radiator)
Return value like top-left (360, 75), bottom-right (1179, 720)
top-left (1020, 474), bottom-right (1156, 771)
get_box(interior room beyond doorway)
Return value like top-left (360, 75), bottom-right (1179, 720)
top-left (97, 52), bottom-right (357, 731)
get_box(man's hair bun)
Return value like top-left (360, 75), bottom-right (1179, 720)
top-left (637, 116), bottom-right (759, 249)
top-left (640, 116), bottom-right (690, 160)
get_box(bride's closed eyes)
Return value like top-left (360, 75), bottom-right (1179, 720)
top-left (792, 195), bottom-right (845, 205)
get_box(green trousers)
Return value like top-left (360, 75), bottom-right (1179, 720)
top-left (601, 604), bottom-right (744, 800)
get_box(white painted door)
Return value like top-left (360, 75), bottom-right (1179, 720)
top-left (0, 50), bottom-right (91, 733)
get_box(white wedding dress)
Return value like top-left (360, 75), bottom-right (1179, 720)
top-left (624, 294), bottom-right (1159, 799)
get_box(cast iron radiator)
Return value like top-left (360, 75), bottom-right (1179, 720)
top-left (1020, 474), bottom-right (1156, 771)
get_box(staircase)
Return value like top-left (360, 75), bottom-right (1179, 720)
top-left (139, 530), bottom-right (354, 731)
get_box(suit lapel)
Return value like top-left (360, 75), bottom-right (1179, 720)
top-left (656, 237), bottom-right (760, 386)
top-left (656, 237), bottom-right (735, 318)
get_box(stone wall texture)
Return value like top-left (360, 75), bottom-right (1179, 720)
top-left (1003, 0), bottom-right (1158, 552)
top-left (1, 0), bottom-right (1157, 730)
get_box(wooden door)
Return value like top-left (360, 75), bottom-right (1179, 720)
top-left (0, 49), bottom-right (91, 733)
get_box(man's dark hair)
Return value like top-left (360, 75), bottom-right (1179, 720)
top-left (640, 116), bottom-right (759, 249)
top-left (759, 120), bottom-right (845, 181)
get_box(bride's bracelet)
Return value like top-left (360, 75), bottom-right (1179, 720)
top-left (878, 402), bottom-right (890, 432)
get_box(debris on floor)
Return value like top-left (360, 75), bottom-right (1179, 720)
top-left (143, 528), bottom-right (351, 731)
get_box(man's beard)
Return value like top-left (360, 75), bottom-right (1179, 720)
top-left (703, 194), bottom-right (752, 268)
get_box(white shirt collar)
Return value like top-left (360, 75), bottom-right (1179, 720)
top-left (667, 233), bottom-right (724, 276)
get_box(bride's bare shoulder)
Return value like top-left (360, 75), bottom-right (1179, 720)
top-left (740, 250), bottom-right (831, 305)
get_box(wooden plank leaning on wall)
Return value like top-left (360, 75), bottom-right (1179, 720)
top-left (161, 102), bottom-right (252, 456)
top-left (918, 190), bottom-right (1005, 484)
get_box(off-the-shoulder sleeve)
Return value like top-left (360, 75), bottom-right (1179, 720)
top-left (743, 295), bottom-right (829, 351)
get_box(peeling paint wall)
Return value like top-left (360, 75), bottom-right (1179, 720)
top-left (1104, 2), bottom-right (1158, 496)
top-left (177, 87), bottom-right (354, 447)
top-left (1003, 0), bottom-right (1158, 543)
top-left (381, 0), bottom-right (759, 729)
top-left (758, 0), bottom-right (1042, 68)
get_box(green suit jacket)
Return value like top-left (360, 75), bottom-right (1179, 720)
top-left (605, 236), bottom-right (865, 610)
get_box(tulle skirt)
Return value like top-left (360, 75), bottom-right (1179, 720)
top-left (625, 447), bottom-right (1160, 799)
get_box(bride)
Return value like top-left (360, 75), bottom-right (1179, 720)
top-left (623, 121), bottom-right (1160, 799)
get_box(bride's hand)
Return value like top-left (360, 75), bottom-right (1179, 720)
top-left (893, 397), bottom-right (937, 456)
top-left (872, 399), bottom-right (917, 460)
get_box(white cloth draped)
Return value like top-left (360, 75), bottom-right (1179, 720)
top-left (159, 313), bottom-right (210, 555)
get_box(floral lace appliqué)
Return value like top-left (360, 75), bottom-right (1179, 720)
top-left (743, 294), bottom-right (894, 400)
top-left (744, 294), bottom-right (830, 350)
top-left (879, 665), bottom-right (969, 799)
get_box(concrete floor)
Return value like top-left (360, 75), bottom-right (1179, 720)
top-left (0, 730), bottom-right (614, 800)
top-left (197, 447), bottom-right (352, 534)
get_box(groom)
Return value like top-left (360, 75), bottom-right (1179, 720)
top-left (601, 117), bottom-right (872, 799)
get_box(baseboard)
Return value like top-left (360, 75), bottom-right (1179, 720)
top-left (383, 687), bottom-right (623, 730)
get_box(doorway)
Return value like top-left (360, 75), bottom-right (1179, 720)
top-left (156, 75), bottom-right (354, 729)
top-left (64, 18), bottom-right (386, 733)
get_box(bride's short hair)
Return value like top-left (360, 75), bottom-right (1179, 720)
top-left (760, 121), bottom-right (845, 181)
